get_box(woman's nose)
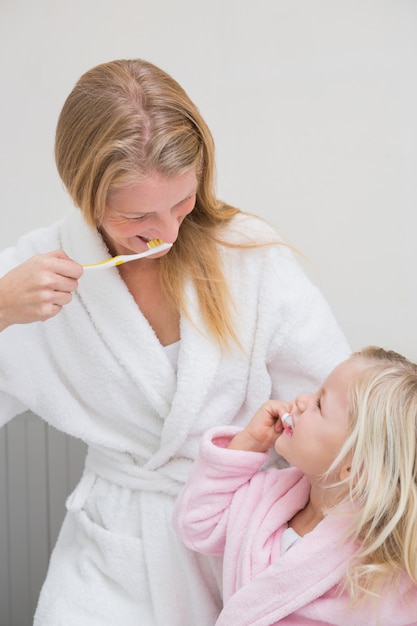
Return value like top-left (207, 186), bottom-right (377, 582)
top-left (149, 218), bottom-right (179, 244)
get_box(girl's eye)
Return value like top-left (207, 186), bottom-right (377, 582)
top-left (316, 398), bottom-right (321, 409)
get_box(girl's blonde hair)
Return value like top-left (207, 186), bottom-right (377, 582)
top-left (55, 58), bottom-right (250, 346)
top-left (329, 346), bottom-right (417, 603)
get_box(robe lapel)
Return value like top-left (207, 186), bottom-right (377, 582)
top-left (217, 512), bottom-right (356, 626)
top-left (60, 211), bottom-right (177, 416)
top-left (235, 472), bottom-right (310, 589)
top-left (148, 279), bottom-right (222, 468)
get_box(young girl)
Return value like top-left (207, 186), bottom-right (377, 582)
top-left (173, 346), bottom-right (417, 625)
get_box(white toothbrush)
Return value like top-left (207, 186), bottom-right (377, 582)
top-left (82, 239), bottom-right (173, 271)
top-left (281, 413), bottom-right (294, 429)
top-left (281, 413), bottom-right (293, 426)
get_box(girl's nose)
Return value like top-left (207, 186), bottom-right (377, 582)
top-left (293, 394), bottom-right (310, 414)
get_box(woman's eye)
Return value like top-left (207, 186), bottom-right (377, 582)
top-left (127, 215), bottom-right (146, 221)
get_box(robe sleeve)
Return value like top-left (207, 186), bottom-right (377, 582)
top-left (0, 390), bottom-right (28, 427)
top-left (172, 426), bottom-right (268, 556)
top-left (0, 324), bottom-right (32, 427)
top-left (264, 244), bottom-right (351, 400)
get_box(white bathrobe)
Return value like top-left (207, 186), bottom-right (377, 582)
top-left (0, 210), bottom-right (350, 626)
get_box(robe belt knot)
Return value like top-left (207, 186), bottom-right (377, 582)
top-left (67, 446), bottom-right (184, 512)
top-left (86, 446), bottom-right (183, 494)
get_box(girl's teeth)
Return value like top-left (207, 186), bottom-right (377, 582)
top-left (281, 413), bottom-right (294, 437)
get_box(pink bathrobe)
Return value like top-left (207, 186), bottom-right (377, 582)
top-left (173, 427), bottom-right (417, 626)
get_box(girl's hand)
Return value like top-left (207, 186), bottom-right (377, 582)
top-left (227, 400), bottom-right (292, 452)
top-left (0, 251), bottom-right (83, 331)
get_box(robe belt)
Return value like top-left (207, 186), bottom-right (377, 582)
top-left (84, 446), bottom-right (184, 495)
top-left (66, 445), bottom-right (186, 513)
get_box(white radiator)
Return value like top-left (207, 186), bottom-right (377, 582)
top-left (0, 412), bottom-right (86, 626)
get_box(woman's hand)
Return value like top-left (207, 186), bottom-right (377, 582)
top-left (227, 400), bottom-right (292, 452)
top-left (0, 251), bottom-right (83, 331)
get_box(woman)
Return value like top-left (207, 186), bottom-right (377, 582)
top-left (0, 59), bottom-right (350, 625)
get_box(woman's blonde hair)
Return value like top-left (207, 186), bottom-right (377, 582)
top-left (55, 58), bottom-right (249, 346)
top-left (329, 346), bottom-right (417, 603)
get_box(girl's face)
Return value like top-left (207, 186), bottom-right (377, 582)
top-left (275, 359), bottom-right (358, 481)
top-left (100, 169), bottom-right (198, 257)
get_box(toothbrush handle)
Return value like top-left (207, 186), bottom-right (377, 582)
top-left (82, 257), bottom-right (124, 270)
top-left (82, 242), bottom-right (172, 270)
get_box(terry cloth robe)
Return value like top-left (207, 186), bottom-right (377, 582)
top-left (173, 427), bottom-right (417, 626)
top-left (0, 209), bottom-right (350, 626)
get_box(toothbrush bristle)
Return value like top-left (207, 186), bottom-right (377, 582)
top-left (147, 238), bottom-right (164, 248)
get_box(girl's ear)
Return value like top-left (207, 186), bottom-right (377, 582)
top-left (339, 463), bottom-right (351, 482)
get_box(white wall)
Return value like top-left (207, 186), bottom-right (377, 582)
top-left (1, 0), bottom-right (416, 360)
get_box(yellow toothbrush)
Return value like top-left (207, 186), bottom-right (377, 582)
top-left (82, 239), bottom-right (173, 271)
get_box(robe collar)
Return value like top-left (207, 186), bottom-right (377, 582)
top-left (61, 210), bottom-right (222, 463)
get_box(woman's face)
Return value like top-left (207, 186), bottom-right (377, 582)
top-left (100, 169), bottom-right (198, 257)
top-left (275, 359), bottom-right (358, 480)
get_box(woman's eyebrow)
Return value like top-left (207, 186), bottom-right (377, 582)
top-left (115, 187), bottom-right (198, 216)
top-left (174, 188), bottom-right (198, 206)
